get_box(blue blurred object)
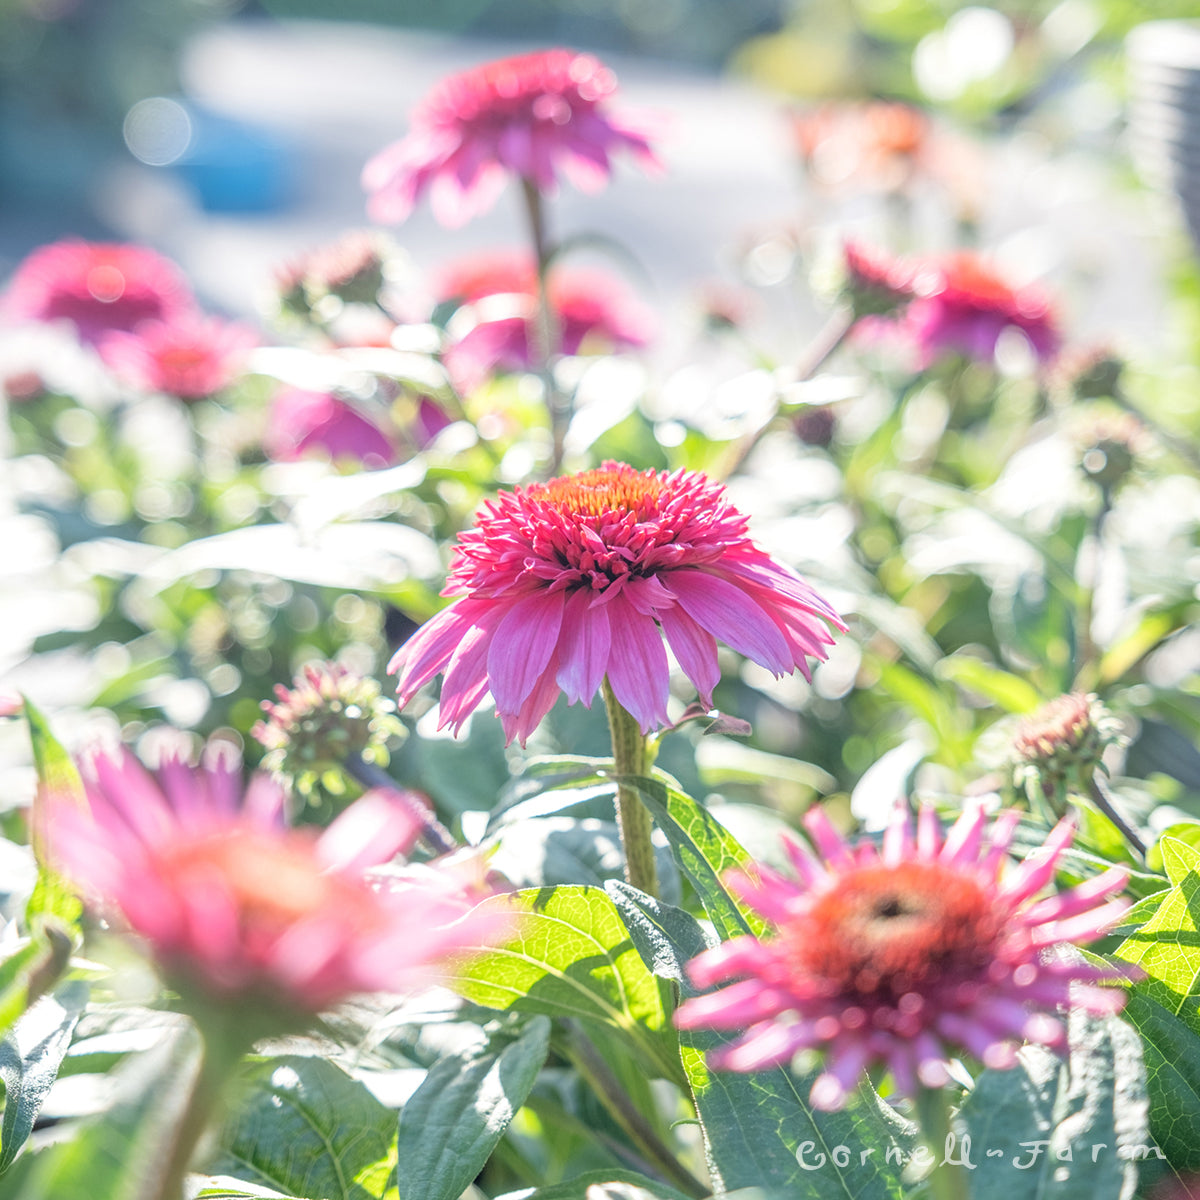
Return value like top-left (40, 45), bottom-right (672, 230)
top-left (173, 104), bottom-right (295, 213)
top-left (125, 95), bottom-right (295, 213)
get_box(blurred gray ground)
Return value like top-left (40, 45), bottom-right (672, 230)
top-left (0, 17), bottom-right (1183, 358)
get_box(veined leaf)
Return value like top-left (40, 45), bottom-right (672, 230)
top-left (0, 980), bottom-right (87, 1173)
top-left (212, 1056), bottom-right (397, 1200)
top-left (618, 775), bottom-right (767, 940)
top-left (448, 885), bottom-right (680, 1082)
top-left (959, 1010), bottom-right (1149, 1200)
top-left (1115, 837), bottom-right (1200, 1029)
top-left (394, 1016), bottom-right (550, 1200)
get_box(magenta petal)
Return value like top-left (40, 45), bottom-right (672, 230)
top-left (604, 597), bottom-right (670, 732)
top-left (556, 589), bottom-right (612, 705)
top-left (659, 607), bottom-right (719, 706)
top-left (487, 590), bottom-right (566, 712)
top-left (669, 569), bottom-right (791, 675)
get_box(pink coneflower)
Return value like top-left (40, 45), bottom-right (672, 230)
top-left (439, 251), bottom-right (652, 391)
top-left (362, 48), bottom-right (659, 228)
top-left (2, 240), bottom-right (195, 346)
top-left (50, 743), bottom-right (504, 1024)
top-left (264, 386), bottom-right (397, 469)
top-left (674, 802), bottom-right (1132, 1111)
top-left (99, 314), bottom-right (257, 401)
top-left (390, 461), bottom-right (844, 745)
top-left (905, 253), bottom-right (1060, 367)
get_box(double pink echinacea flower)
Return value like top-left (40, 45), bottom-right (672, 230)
top-left (50, 743), bottom-right (506, 1020)
top-left (390, 462), bottom-right (845, 745)
top-left (674, 802), bottom-right (1132, 1111)
top-left (363, 48), bottom-right (660, 228)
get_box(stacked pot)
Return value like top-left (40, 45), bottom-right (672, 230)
top-left (1127, 19), bottom-right (1200, 253)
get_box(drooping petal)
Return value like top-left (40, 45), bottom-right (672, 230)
top-left (487, 590), bottom-right (566, 712)
top-left (604, 596), bottom-right (670, 732)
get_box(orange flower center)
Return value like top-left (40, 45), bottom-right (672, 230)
top-left (781, 860), bottom-right (1001, 998)
top-left (533, 466), bottom-right (664, 519)
top-left (159, 830), bottom-right (377, 938)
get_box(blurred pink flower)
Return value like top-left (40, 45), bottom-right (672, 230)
top-left (264, 386), bottom-right (397, 468)
top-left (390, 461), bottom-right (844, 745)
top-left (51, 743), bottom-right (505, 1020)
top-left (842, 241), bottom-right (916, 323)
top-left (439, 251), bottom-right (653, 391)
top-left (674, 803), bottom-right (1133, 1111)
top-left (905, 253), bottom-right (1060, 367)
top-left (99, 314), bottom-right (257, 401)
top-left (362, 48), bottom-right (659, 228)
top-left (2, 240), bottom-right (195, 346)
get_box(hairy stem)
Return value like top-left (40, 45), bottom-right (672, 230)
top-left (913, 1086), bottom-right (971, 1200)
top-left (602, 679), bottom-right (659, 897)
top-left (564, 1021), bottom-right (708, 1199)
top-left (343, 753), bottom-right (458, 857)
top-left (155, 1031), bottom-right (231, 1200)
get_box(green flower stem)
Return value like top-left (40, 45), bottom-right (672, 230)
top-left (1085, 769), bottom-right (1146, 858)
top-left (519, 174), bottom-right (568, 475)
top-left (563, 1021), bottom-right (708, 1199)
top-left (342, 753), bottom-right (458, 857)
top-left (155, 1029), bottom-right (239, 1200)
top-left (913, 1086), bottom-right (971, 1200)
top-left (602, 679), bottom-right (660, 898)
top-left (719, 305), bottom-right (853, 480)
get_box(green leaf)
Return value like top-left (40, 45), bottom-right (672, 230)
top-left (607, 884), bottom-right (913, 1199)
top-left (619, 775), bottom-right (767, 940)
top-left (934, 655), bottom-right (1041, 713)
top-left (395, 1016), bottom-right (550, 1200)
top-left (0, 926), bottom-right (74, 1042)
top-left (22, 1024), bottom-right (205, 1200)
top-left (1119, 989), bottom-right (1200, 1171)
top-left (23, 698), bottom-right (86, 872)
top-left (1115, 837), bottom-right (1200, 1030)
top-left (448, 885), bottom-right (680, 1082)
top-left (213, 1056), bottom-right (397, 1200)
top-left (958, 1010), bottom-right (1148, 1200)
top-left (493, 1167), bottom-right (694, 1200)
top-left (0, 980), bottom-right (87, 1173)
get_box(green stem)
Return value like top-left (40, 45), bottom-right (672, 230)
top-left (1085, 770), bottom-right (1146, 858)
top-left (155, 1031), bottom-right (229, 1200)
top-left (913, 1086), bottom-right (971, 1200)
top-left (343, 753), bottom-right (458, 857)
top-left (719, 305), bottom-right (854, 480)
top-left (602, 679), bottom-right (659, 898)
top-left (520, 175), bottom-right (568, 476)
top-left (563, 1022), bottom-right (708, 1199)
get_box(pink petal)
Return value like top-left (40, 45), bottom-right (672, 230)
top-left (670, 570), bottom-right (791, 675)
top-left (486, 590), bottom-right (566, 712)
top-left (604, 596), bottom-right (670, 733)
top-left (555, 589), bottom-right (612, 705)
top-left (659, 607), bottom-right (719, 706)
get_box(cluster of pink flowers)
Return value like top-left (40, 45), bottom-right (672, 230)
top-left (390, 461), bottom-right (844, 744)
top-left (438, 250), bottom-right (654, 392)
top-left (844, 241), bottom-right (1061, 369)
top-left (51, 742), bottom-right (505, 1024)
top-left (2, 239), bottom-right (255, 401)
